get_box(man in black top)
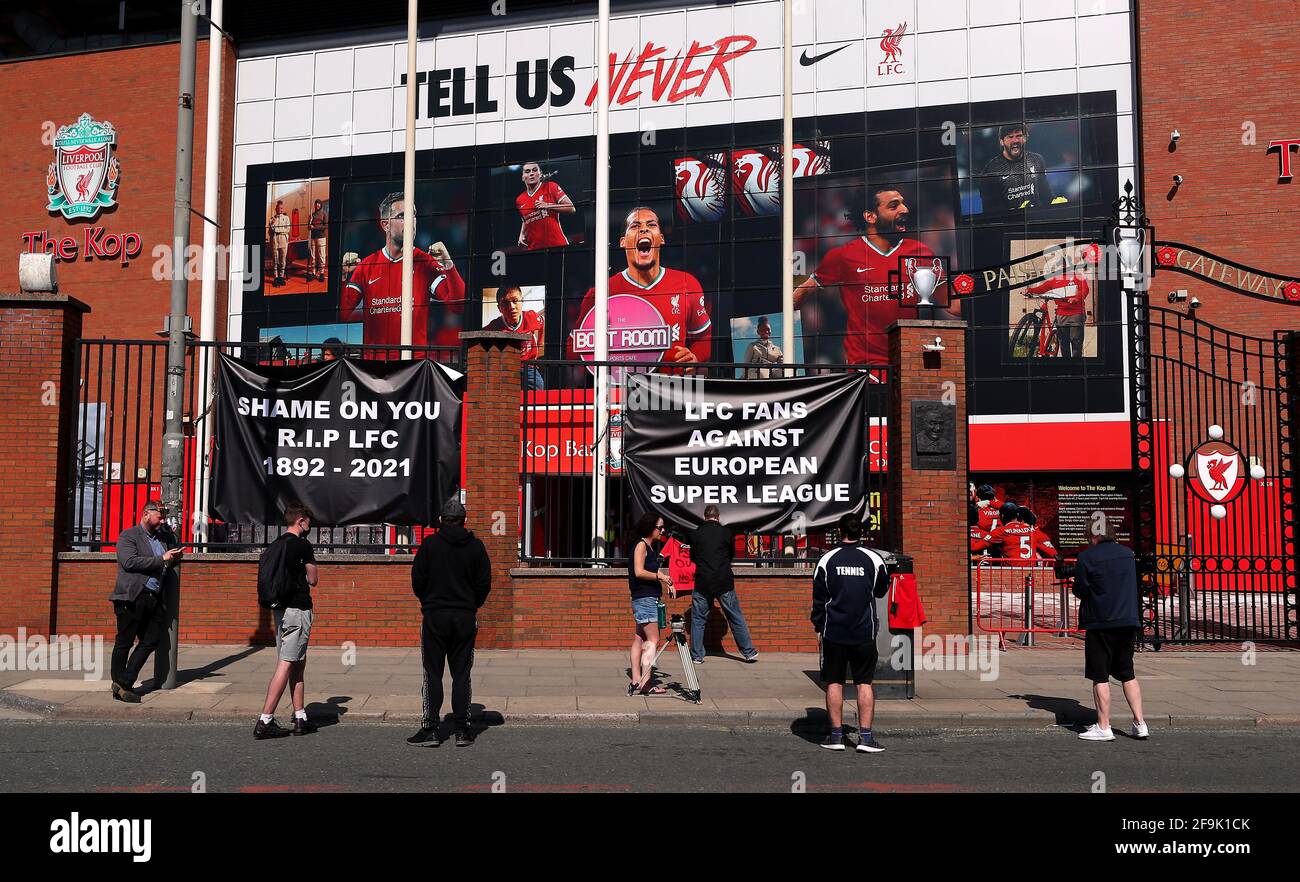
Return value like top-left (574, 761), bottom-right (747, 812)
top-left (687, 505), bottom-right (758, 665)
top-left (256, 502), bottom-right (319, 739)
top-left (979, 123), bottom-right (1056, 213)
top-left (1072, 521), bottom-right (1148, 742)
top-left (408, 498), bottom-right (493, 747)
top-left (812, 511), bottom-right (892, 753)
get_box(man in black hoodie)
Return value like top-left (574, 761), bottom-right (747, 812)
top-left (407, 498), bottom-right (492, 747)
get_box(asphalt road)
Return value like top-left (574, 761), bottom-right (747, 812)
top-left (1, 720), bottom-right (1296, 793)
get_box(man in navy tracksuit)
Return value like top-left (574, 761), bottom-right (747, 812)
top-left (812, 512), bottom-right (891, 753)
top-left (1072, 521), bottom-right (1148, 742)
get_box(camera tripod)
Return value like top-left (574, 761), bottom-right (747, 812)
top-left (629, 613), bottom-right (701, 704)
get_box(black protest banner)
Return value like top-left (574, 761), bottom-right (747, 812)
top-left (211, 354), bottom-right (463, 525)
top-left (623, 372), bottom-right (868, 533)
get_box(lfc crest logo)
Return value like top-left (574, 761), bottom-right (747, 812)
top-left (1188, 439), bottom-right (1247, 505)
top-left (47, 114), bottom-right (120, 220)
top-left (878, 22), bottom-right (907, 76)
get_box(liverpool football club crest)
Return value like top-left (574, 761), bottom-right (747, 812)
top-left (46, 114), bottom-right (120, 220)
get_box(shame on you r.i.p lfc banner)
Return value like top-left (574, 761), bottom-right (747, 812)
top-left (623, 371), bottom-right (868, 533)
top-left (211, 354), bottom-right (464, 526)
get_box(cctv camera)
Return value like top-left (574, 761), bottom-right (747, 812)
top-left (1168, 290), bottom-right (1188, 303)
top-left (1170, 129), bottom-right (1181, 142)
top-left (1173, 174), bottom-right (1184, 185)
top-left (1189, 297), bottom-right (1201, 309)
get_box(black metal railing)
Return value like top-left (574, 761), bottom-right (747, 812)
top-left (518, 359), bottom-right (892, 568)
top-left (66, 338), bottom-right (462, 554)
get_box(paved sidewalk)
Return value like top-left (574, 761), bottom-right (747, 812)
top-left (2, 643), bottom-right (1298, 730)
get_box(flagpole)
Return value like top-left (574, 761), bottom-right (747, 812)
top-left (400, 0), bottom-right (417, 357)
top-left (592, 0), bottom-right (611, 559)
top-left (781, 0), bottom-right (795, 364)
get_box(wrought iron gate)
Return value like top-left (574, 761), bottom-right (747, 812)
top-left (1129, 298), bottom-right (1298, 643)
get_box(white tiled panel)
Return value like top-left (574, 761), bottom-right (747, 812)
top-left (233, 142), bottom-right (272, 185)
top-left (275, 54), bottom-right (314, 98)
top-left (235, 101), bottom-right (274, 144)
top-left (312, 93), bottom-right (352, 137)
top-left (353, 88), bottom-right (393, 133)
top-left (969, 0), bottom-right (1021, 27)
top-left (866, 32), bottom-right (917, 88)
top-left (273, 97), bottom-right (313, 140)
top-left (1024, 16), bottom-right (1077, 71)
top-left (917, 0), bottom-right (967, 32)
top-left (1077, 12), bottom-right (1131, 66)
top-left (273, 138), bottom-right (311, 163)
top-left (812, 40), bottom-right (867, 92)
top-left (918, 77), bottom-right (969, 107)
top-left (866, 0), bottom-right (918, 43)
top-left (1024, 0), bottom-right (1077, 21)
top-left (237, 58), bottom-right (276, 102)
top-left (814, 0), bottom-right (863, 43)
top-left (969, 24), bottom-right (1022, 77)
top-left (970, 73), bottom-right (1022, 103)
top-left (733, 46), bottom-right (784, 100)
top-left (917, 28), bottom-right (968, 81)
top-left (354, 45), bottom-right (394, 90)
top-left (314, 49), bottom-right (353, 94)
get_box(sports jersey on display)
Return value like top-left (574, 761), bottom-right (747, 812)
top-left (979, 151), bottom-right (1053, 211)
top-left (486, 309), bottom-right (544, 361)
top-left (516, 180), bottom-right (569, 250)
top-left (341, 246), bottom-right (465, 348)
top-left (571, 267), bottom-right (712, 363)
top-left (970, 525), bottom-right (991, 553)
top-left (811, 237), bottom-right (936, 365)
top-left (975, 502), bottom-right (1002, 534)
top-left (986, 522), bottom-right (1057, 563)
top-left (1027, 273), bottom-right (1089, 317)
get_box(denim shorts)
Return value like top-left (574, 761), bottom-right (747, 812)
top-left (631, 596), bottom-right (659, 625)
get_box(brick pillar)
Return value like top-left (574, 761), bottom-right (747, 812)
top-left (888, 319), bottom-right (969, 636)
top-left (459, 330), bottom-right (527, 647)
top-left (0, 293), bottom-right (90, 635)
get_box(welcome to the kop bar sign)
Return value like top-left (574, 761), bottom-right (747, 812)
top-left (1153, 243), bottom-right (1300, 305)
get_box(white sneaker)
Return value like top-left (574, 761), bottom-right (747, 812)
top-left (1078, 724), bottom-right (1115, 742)
top-left (1131, 721), bottom-right (1149, 739)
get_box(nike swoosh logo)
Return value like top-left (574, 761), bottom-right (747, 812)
top-left (799, 44), bottom-right (851, 66)
top-left (855, 267), bottom-right (871, 273)
top-left (368, 277), bottom-right (382, 284)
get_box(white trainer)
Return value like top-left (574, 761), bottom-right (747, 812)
top-left (1131, 721), bottom-right (1149, 739)
top-left (1078, 723), bottom-right (1115, 742)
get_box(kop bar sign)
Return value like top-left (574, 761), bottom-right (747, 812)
top-left (47, 114), bottom-right (120, 220)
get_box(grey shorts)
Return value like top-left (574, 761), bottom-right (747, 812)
top-left (273, 607), bottom-right (314, 662)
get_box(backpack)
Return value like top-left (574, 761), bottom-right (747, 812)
top-left (256, 535), bottom-right (296, 610)
top-left (887, 573), bottom-right (927, 630)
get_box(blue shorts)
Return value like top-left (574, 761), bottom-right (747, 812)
top-left (631, 596), bottom-right (659, 625)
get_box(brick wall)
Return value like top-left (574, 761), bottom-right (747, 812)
top-left (889, 319), bottom-right (970, 635)
top-left (0, 294), bottom-right (87, 633)
top-left (1139, 0), bottom-right (1300, 339)
top-left (52, 556), bottom-right (821, 651)
top-left (0, 38), bottom-right (237, 341)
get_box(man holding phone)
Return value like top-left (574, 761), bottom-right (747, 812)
top-left (109, 501), bottom-right (182, 703)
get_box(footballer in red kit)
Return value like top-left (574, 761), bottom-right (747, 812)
top-left (340, 192), bottom-right (466, 350)
top-left (516, 162), bottom-right (575, 250)
top-left (485, 285), bottom-right (544, 362)
top-left (985, 507), bottom-right (1057, 564)
top-left (795, 186), bottom-right (956, 365)
top-left (570, 207), bottom-right (712, 366)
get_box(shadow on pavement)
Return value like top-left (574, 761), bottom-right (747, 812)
top-left (1006, 693), bottom-right (1096, 728)
top-left (306, 695), bottom-right (354, 726)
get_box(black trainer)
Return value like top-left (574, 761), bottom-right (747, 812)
top-left (406, 727), bottom-right (442, 747)
top-left (454, 727), bottom-right (474, 747)
top-left (855, 733), bottom-right (885, 753)
top-left (292, 716), bottom-right (317, 736)
top-left (111, 683), bottom-right (141, 703)
top-left (819, 733), bottom-right (846, 751)
top-left (254, 718), bottom-right (292, 740)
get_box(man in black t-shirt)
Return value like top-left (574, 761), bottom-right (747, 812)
top-left (255, 502), bottom-right (320, 740)
top-left (979, 124), bottom-right (1056, 212)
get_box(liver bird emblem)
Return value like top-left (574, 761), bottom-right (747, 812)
top-left (880, 22), bottom-right (907, 64)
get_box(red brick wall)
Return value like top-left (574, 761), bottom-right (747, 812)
top-left (889, 320), bottom-right (970, 635)
top-left (52, 556), bottom-right (821, 651)
top-left (1139, 0), bottom-right (1300, 338)
top-left (0, 295), bottom-right (87, 633)
top-left (0, 38), bottom-right (237, 341)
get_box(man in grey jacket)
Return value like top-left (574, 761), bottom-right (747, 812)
top-left (109, 501), bottom-right (182, 702)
